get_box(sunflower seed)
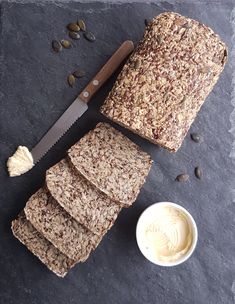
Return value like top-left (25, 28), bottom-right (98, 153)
top-left (68, 74), bottom-right (76, 87)
top-left (190, 133), bottom-right (201, 143)
top-left (73, 69), bottom-right (85, 78)
top-left (52, 40), bottom-right (62, 53)
top-left (176, 173), bottom-right (189, 182)
top-left (83, 31), bottom-right (95, 42)
top-left (69, 31), bottom-right (80, 40)
top-left (61, 39), bottom-right (72, 49)
top-left (195, 167), bottom-right (202, 179)
top-left (78, 19), bottom-right (86, 31)
top-left (67, 23), bottom-right (80, 32)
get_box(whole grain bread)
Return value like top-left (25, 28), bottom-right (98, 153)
top-left (100, 12), bottom-right (227, 152)
top-left (24, 188), bottom-right (102, 261)
top-left (46, 158), bottom-right (122, 236)
top-left (68, 122), bottom-right (152, 207)
top-left (12, 212), bottom-right (76, 277)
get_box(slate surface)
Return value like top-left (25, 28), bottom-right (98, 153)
top-left (0, 1), bottom-right (234, 304)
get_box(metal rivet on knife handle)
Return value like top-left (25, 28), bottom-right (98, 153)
top-left (78, 40), bottom-right (134, 103)
top-left (30, 41), bottom-right (134, 164)
top-left (83, 92), bottom-right (89, 98)
top-left (93, 80), bottom-right (99, 86)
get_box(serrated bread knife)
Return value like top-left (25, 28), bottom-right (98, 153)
top-left (7, 41), bottom-right (134, 177)
top-left (31, 41), bottom-right (134, 163)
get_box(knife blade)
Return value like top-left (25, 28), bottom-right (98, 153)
top-left (31, 41), bottom-right (134, 163)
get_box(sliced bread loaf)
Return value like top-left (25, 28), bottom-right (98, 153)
top-left (12, 212), bottom-right (75, 277)
top-left (24, 188), bottom-right (102, 261)
top-left (46, 158), bottom-right (122, 236)
top-left (68, 122), bottom-right (152, 207)
top-left (100, 12), bottom-right (227, 152)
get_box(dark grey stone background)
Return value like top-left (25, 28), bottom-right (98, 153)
top-left (0, 1), bottom-right (234, 303)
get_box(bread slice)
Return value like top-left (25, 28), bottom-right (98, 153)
top-left (100, 12), bottom-right (227, 152)
top-left (12, 212), bottom-right (76, 277)
top-left (68, 122), bottom-right (152, 207)
top-left (24, 188), bottom-right (102, 261)
top-left (46, 158), bottom-right (122, 236)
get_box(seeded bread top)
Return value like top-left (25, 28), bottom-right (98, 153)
top-left (68, 123), bottom-right (152, 206)
top-left (100, 12), bottom-right (227, 152)
top-left (24, 188), bottom-right (102, 261)
top-left (12, 212), bottom-right (76, 277)
top-left (46, 158), bottom-right (122, 236)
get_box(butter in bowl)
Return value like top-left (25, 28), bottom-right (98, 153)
top-left (136, 202), bottom-right (198, 266)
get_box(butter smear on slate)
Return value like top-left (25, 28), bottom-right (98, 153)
top-left (7, 146), bottom-right (34, 177)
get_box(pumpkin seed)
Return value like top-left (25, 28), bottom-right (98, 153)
top-left (222, 49), bottom-right (227, 65)
top-left (133, 59), bottom-right (141, 70)
top-left (67, 23), bottom-right (80, 32)
top-left (71, 220), bottom-right (79, 230)
top-left (195, 167), bottom-right (202, 179)
top-left (78, 19), bottom-right (86, 31)
top-left (68, 74), bottom-right (76, 87)
top-left (62, 259), bottom-right (68, 269)
top-left (52, 40), bottom-right (62, 53)
top-left (83, 31), bottom-right (95, 42)
top-left (176, 173), bottom-right (189, 182)
top-left (61, 39), bottom-right (72, 49)
top-left (190, 133), bottom-right (201, 143)
top-left (157, 35), bottom-right (163, 44)
top-left (69, 31), bottom-right (80, 40)
top-left (73, 69), bottom-right (85, 78)
top-left (182, 22), bottom-right (191, 29)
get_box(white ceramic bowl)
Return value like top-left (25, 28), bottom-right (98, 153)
top-left (136, 202), bottom-right (198, 266)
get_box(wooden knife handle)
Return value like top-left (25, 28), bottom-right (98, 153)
top-left (78, 40), bottom-right (134, 103)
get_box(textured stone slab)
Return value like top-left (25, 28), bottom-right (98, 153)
top-left (0, 2), bottom-right (234, 304)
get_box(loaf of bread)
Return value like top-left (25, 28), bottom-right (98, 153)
top-left (46, 159), bottom-right (122, 236)
top-left (24, 188), bottom-right (102, 261)
top-left (101, 12), bottom-right (227, 152)
top-left (68, 122), bottom-right (152, 206)
top-left (12, 213), bottom-right (75, 277)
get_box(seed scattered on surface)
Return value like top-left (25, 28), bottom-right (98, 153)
top-left (52, 40), bottom-right (62, 52)
top-left (144, 19), bottom-right (150, 26)
top-left (69, 31), bottom-right (80, 40)
top-left (176, 173), bottom-right (189, 182)
top-left (78, 19), bottom-right (86, 31)
top-left (61, 39), bottom-right (72, 49)
top-left (73, 69), bottom-right (85, 78)
top-left (83, 31), bottom-right (95, 42)
top-left (67, 74), bottom-right (76, 87)
top-left (195, 167), bottom-right (202, 179)
top-left (67, 23), bottom-right (80, 32)
top-left (190, 132), bottom-right (201, 143)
